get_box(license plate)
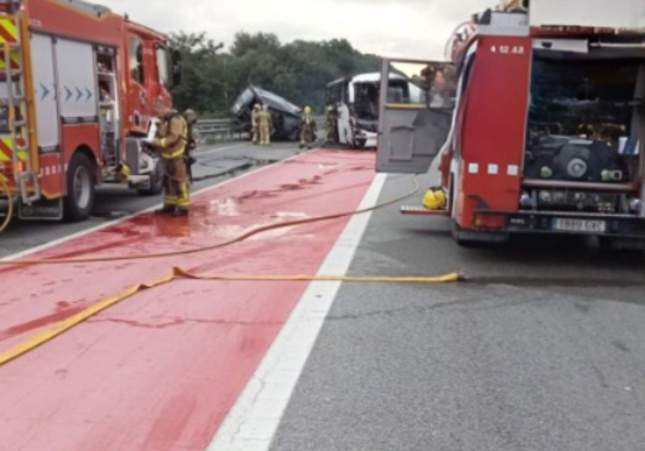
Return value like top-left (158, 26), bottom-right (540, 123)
top-left (553, 218), bottom-right (607, 233)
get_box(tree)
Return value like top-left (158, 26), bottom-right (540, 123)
top-left (169, 31), bottom-right (380, 115)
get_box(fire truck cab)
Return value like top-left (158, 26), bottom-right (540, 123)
top-left (0, 0), bottom-right (179, 222)
top-left (378, 0), bottom-right (645, 249)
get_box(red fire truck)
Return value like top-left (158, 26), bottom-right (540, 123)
top-left (0, 0), bottom-right (179, 221)
top-left (377, 0), bottom-right (645, 249)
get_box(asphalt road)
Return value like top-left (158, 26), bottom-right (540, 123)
top-left (271, 174), bottom-right (645, 451)
top-left (3, 144), bottom-right (645, 450)
top-left (0, 142), bottom-right (300, 257)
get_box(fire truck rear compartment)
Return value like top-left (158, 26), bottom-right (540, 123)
top-left (522, 47), bottom-right (644, 217)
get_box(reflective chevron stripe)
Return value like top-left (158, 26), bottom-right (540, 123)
top-left (0, 137), bottom-right (28, 163)
top-left (0, 17), bottom-right (18, 44)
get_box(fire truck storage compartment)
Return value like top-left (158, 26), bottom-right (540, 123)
top-left (525, 45), bottom-right (644, 190)
top-left (96, 48), bottom-right (119, 167)
top-left (31, 34), bottom-right (59, 152)
top-left (55, 39), bottom-right (98, 123)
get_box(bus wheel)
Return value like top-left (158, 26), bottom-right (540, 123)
top-left (64, 152), bottom-right (95, 221)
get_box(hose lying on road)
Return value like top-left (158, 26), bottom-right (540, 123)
top-left (0, 176), bottom-right (422, 266)
top-left (0, 178), bottom-right (13, 235)
top-left (0, 176), bottom-right (464, 367)
top-left (0, 267), bottom-right (461, 367)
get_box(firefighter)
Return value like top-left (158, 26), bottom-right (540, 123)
top-left (258, 105), bottom-right (272, 146)
top-left (300, 105), bottom-right (317, 149)
top-left (183, 108), bottom-right (198, 182)
top-left (325, 105), bottom-right (338, 144)
top-left (150, 110), bottom-right (191, 216)
top-left (251, 103), bottom-right (262, 145)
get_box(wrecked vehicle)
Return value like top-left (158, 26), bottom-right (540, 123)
top-left (231, 86), bottom-right (302, 141)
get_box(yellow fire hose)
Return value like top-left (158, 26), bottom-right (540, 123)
top-left (0, 178), bottom-right (13, 234)
top-left (0, 177), bottom-right (462, 367)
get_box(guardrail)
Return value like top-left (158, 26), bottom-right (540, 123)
top-left (195, 118), bottom-right (248, 143)
top-left (195, 115), bottom-right (326, 144)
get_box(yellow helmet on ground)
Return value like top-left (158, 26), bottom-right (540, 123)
top-left (304, 106), bottom-right (312, 114)
top-left (423, 188), bottom-right (447, 210)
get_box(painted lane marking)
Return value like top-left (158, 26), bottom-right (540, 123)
top-left (206, 173), bottom-right (387, 451)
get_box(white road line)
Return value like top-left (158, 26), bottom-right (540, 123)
top-left (0, 151), bottom-right (310, 262)
top-left (206, 173), bottom-right (387, 451)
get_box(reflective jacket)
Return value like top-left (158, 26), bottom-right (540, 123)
top-left (154, 114), bottom-right (188, 160)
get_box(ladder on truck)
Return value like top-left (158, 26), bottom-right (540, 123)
top-left (0, 0), bottom-right (39, 206)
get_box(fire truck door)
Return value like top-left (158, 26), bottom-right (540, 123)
top-left (377, 58), bottom-right (455, 174)
top-left (32, 34), bottom-right (59, 152)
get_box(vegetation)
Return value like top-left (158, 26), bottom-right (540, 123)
top-left (170, 31), bottom-right (379, 115)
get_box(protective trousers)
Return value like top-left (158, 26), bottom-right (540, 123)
top-left (300, 124), bottom-right (315, 147)
top-left (251, 111), bottom-right (260, 144)
top-left (163, 157), bottom-right (190, 210)
top-left (259, 123), bottom-right (271, 145)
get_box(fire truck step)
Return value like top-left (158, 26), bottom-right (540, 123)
top-left (400, 206), bottom-right (450, 216)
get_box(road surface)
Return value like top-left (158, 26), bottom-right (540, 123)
top-left (1, 143), bottom-right (644, 451)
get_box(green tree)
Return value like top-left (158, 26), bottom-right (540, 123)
top-left (169, 31), bottom-right (380, 115)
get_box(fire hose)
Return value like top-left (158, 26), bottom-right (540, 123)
top-left (0, 176), bottom-right (462, 367)
top-left (0, 176), bottom-right (424, 266)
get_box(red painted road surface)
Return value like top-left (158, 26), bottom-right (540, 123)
top-left (0, 150), bottom-right (375, 451)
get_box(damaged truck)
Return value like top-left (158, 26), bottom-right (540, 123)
top-left (376, 0), bottom-right (645, 249)
top-left (231, 86), bottom-right (302, 141)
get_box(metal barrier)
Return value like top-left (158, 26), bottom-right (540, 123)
top-left (195, 115), bottom-right (325, 144)
top-left (195, 118), bottom-right (248, 143)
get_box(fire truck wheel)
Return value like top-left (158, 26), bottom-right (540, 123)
top-left (64, 153), bottom-right (95, 221)
top-left (138, 159), bottom-right (164, 196)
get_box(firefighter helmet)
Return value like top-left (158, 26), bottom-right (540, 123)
top-left (183, 109), bottom-right (197, 124)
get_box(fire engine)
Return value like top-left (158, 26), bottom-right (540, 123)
top-left (377, 0), bottom-right (645, 249)
top-left (0, 0), bottom-right (179, 222)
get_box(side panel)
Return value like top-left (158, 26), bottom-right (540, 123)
top-left (377, 58), bottom-right (454, 174)
top-left (39, 152), bottom-right (65, 198)
top-left (62, 123), bottom-right (100, 169)
top-left (457, 36), bottom-right (532, 229)
top-left (31, 33), bottom-right (59, 151)
top-left (55, 39), bottom-right (98, 121)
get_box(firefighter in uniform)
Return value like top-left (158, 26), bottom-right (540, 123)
top-left (151, 110), bottom-right (191, 216)
top-left (300, 105), bottom-right (317, 149)
top-left (251, 103), bottom-right (262, 145)
top-left (258, 105), bottom-right (272, 146)
top-left (325, 105), bottom-right (338, 144)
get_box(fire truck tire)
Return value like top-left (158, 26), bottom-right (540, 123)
top-left (64, 153), bottom-right (95, 221)
top-left (138, 159), bottom-right (164, 196)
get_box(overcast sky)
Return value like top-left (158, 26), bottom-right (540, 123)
top-left (99, 0), bottom-right (494, 59)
